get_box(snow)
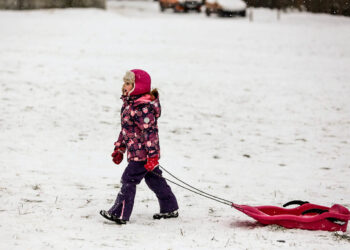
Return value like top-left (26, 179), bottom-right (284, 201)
top-left (1, 0), bottom-right (350, 249)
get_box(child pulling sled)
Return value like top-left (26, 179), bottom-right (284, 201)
top-left (100, 69), bottom-right (179, 224)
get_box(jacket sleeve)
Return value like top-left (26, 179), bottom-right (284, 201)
top-left (134, 104), bottom-right (160, 158)
top-left (114, 131), bottom-right (126, 153)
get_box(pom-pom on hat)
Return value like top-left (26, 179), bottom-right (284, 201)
top-left (126, 69), bottom-right (151, 96)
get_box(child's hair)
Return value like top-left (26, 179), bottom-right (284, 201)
top-left (150, 88), bottom-right (159, 100)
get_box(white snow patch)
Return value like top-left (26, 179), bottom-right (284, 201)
top-left (0, 0), bottom-right (350, 249)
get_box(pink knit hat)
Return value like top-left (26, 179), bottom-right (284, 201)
top-left (129, 69), bottom-right (151, 96)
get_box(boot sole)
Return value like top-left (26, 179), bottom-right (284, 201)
top-left (153, 212), bottom-right (179, 220)
top-left (100, 210), bottom-right (127, 225)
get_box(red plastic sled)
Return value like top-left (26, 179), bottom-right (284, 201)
top-left (232, 200), bottom-right (350, 232)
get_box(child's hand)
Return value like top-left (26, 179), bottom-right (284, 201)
top-left (145, 156), bottom-right (159, 171)
top-left (111, 148), bottom-right (124, 165)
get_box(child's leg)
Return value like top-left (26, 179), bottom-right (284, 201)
top-left (108, 161), bottom-right (147, 221)
top-left (145, 167), bottom-right (179, 213)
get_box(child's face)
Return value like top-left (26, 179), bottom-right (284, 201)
top-left (122, 81), bottom-right (133, 96)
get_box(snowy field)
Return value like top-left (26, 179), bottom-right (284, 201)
top-left (1, 0), bottom-right (350, 249)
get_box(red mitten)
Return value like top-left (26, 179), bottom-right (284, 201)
top-left (111, 148), bottom-right (124, 165)
top-left (144, 156), bottom-right (159, 171)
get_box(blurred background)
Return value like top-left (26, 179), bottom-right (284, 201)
top-left (0, 0), bottom-right (349, 16)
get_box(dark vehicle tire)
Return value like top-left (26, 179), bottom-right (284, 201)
top-left (217, 9), bottom-right (224, 17)
top-left (240, 10), bottom-right (246, 17)
top-left (205, 8), bottom-right (211, 16)
top-left (196, 6), bottom-right (201, 13)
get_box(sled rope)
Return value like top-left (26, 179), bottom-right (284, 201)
top-left (154, 170), bottom-right (232, 206)
top-left (159, 165), bottom-right (234, 205)
top-left (152, 165), bottom-right (233, 207)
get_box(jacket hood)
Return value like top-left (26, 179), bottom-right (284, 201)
top-left (129, 69), bottom-right (151, 96)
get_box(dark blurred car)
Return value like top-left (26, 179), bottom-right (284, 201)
top-left (159, 0), bottom-right (204, 13)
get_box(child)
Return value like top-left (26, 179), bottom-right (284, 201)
top-left (100, 69), bottom-right (179, 225)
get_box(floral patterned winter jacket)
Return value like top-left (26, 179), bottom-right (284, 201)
top-left (114, 94), bottom-right (161, 162)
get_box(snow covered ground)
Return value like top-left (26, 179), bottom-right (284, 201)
top-left (1, 0), bottom-right (350, 249)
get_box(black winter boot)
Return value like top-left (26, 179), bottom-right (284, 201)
top-left (100, 210), bottom-right (127, 225)
top-left (153, 210), bottom-right (179, 220)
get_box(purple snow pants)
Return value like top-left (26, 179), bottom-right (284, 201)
top-left (108, 161), bottom-right (179, 221)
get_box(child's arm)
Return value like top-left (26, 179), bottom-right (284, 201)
top-left (111, 131), bottom-right (126, 165)
top-left (114, 131), bottom-right (126, 153)
top-left (114, 103), bottom-right (127, 153)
